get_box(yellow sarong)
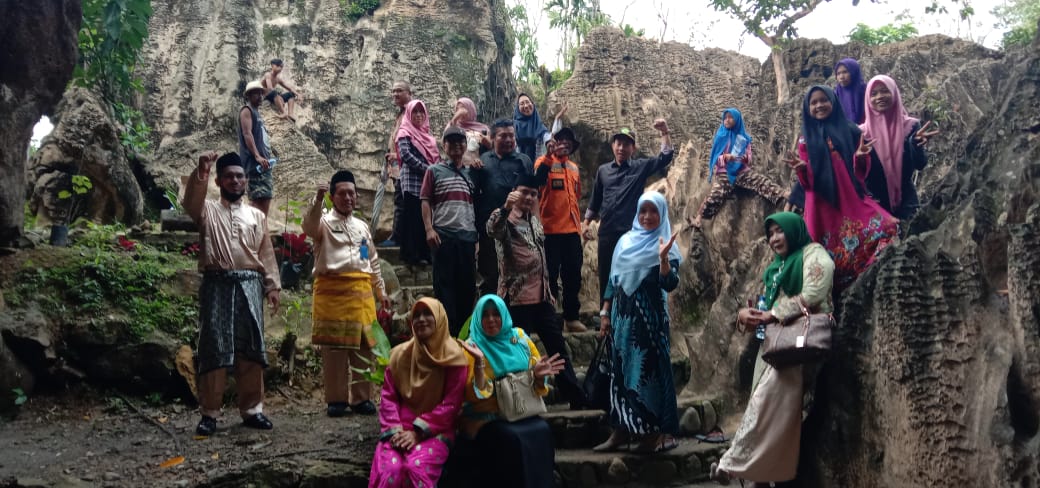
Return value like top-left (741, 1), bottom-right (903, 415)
top-left (312, 272), bottom-right (377, 348)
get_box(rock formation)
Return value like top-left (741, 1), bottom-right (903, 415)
top-left (28, 88), bottom-right (145, 226)
top-left (552, 25), bottom-right (1039, 487)
top-left (137, 0), bottom-right (516, 234)
top-left (0, 1), bottom-right (81, 246)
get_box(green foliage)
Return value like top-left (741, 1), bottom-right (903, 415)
top-left (339, 0), bottom-right (381, 20)
top-left (992, 0), bottom-right (1040, 48)
top-left (847, 22), bottom-right (919, 45)
top-left (545, 0), bottom-right (611, 70)
top-left (12, 389), bottom-right (28, 406)
top-left (350, 322), bottom-right (392, 386)
top-left (164, 188), bottom-right (183, 212)
top-left (113, 102), bottom-right (151, 155)
top-left (509, 4), bottom-right (541, 84)
top-left (621, 24), bottom-right (645, 38)
top-left (23, 203), bottom-right (38, 231)
top-left (280, 292), bottom-right (309, 338)
top-left (9, 244), bottom-right (198, 341)
top-left (926, 0), bottom-right (975, 20)
top-left (56, 175), bottom-right (93, 224)
top-left (73, 0), bottom-right (152, 103)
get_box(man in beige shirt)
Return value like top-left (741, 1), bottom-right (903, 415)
top-left (183, 151), bottom-right (281, 436)
top-left (303, 169), bottom-right (392, 417)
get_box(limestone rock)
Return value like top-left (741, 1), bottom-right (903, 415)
top-left (680, 406), bottom-right (702, 435)
top-left (605, 457), bottom-right (630, 484)
top-left (138, 0), bottom-right (516, 235)
top-left (0, 0), bottom-right (81, 246)
top-left (27, 87), bottom-right (145, 226)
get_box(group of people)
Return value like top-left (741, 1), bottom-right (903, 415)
top-left (184, 53), bottom-right (938, 487)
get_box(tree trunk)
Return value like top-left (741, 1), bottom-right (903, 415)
top-left (770, 45), bottom-right (790, 104)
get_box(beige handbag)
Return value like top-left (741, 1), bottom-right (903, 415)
top-left (761, 296), bottom-right (834, 368)
top-left (494, 369), bottom-right (547, 422)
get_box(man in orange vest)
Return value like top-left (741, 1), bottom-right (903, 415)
top-left (534, 127), bottom-right (588, 333)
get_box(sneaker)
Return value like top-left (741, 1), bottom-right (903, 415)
top-left (350, 400), bottom-right (377, 415)
top-left (195, 415), bottom-right (218, 436)
top-left (242, 412), bottom-right (274, 430)
top-left (564, 320), bottom-right (588, 333)
top-left (326, 402), bottom-right (349, 418)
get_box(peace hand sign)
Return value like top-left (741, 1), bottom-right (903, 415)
top-left (855, 135), bottom-right (874, 158)
top-left (782, 150), bottom-right (805, 171)
top-left (659, 231), bottom-right (678, 261)
top-left (913, 120), bottom-right (940, 146)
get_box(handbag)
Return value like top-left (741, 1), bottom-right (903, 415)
top-left (761, 296), bottom-right (833, 368)
top-left (494, 369), bottom-right (547, 422)
top-left (582, 336), bottom-right (612, 411)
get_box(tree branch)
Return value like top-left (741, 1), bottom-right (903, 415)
top-left (776, 0), bottom-right (826, 39)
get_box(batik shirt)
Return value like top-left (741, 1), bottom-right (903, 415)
top-left (486, 208), bottom-right (550, 306)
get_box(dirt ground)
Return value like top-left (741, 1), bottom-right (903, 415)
top-left (0, 384), bottom-right (380, 487)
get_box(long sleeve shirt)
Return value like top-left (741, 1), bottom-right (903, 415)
top-left (585, 143), bottom-right (674, 237)
top-left (181, 168), bottom-right (280, 293)
top-left (301, 196), bottom-right (386, 299)
top-left (487, 208), bottom-right (550, 306)
top-left (397, 137), bottom-right (433, 196)
top-left (378, 365), bottom-right (467, 442)
top-left (459, 330), bottom-right (548, 439)
top-left (770, 243), bottom-right (835, 322)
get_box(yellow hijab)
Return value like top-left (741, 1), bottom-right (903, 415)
top-left (387, 298), bottom-right (468, 415)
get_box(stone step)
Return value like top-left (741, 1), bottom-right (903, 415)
top-left (554, 439), bottom-right (728, 487)
top-left (544, 409), bottom-right (609, 449)
top-left (375, 245), bottom-right (401, 265)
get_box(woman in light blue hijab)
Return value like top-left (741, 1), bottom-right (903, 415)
top-left (593, 191), bottom-right (682, 454)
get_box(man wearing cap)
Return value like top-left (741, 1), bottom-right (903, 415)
top-left (487, 173), bottom-right (588, 408)
top-left (471, 118), bottom-right (534, 298)
top-left (421, 126), bottom-right (478, 335)
top-left (261, 58), bottom-right (304, 122)
top-left (534, 127), bottom-right (587, 333)
top-left (303, 170), bottom-right (392, 417)
top-left (582, 119), bottom-right (673, 302)
top-left (182, 151), bottom-right (281, 436)
top-left (239, 80), bottom-right (275, 215)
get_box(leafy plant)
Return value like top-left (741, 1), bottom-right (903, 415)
top-left (509, 4), bottom-right (541, 85)
top-left (621, 23), bottom-right (645, 37)
top-left (113, 102), bottom-right (151, 155)
top-left (350, 323), bottom-right (392, 387)
top-left (12, 388), bottom-right (28, 406)
top-left (338, 0), bottom-right (381, 20)
top-left (992, 0), bottom-right (1040, 48)
top-left (847, 22), bottom-right (919, 45)
top-left (56, 175), bottom-right (93, 225)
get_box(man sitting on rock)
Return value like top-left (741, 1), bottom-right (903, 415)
top-left (487, 173), bottom-right (588, 409)
top-left (303, 170), bottom-right (392, 417)
top-left (182, 151), bottom-right (281, 436)
top-left (261, 58), bottom-right (304, 122)
top-left (239, 80), bottom-right (275, 216)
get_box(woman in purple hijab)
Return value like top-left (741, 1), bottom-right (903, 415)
top-left (834, 58), bottom-right (867, 123)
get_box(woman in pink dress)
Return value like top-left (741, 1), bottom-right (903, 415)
top-left (783, 85), bottom-right (898, 291)
top-left (369, 297), bottom-right (468, 488)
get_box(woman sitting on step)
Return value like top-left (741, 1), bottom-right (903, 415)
top-left (594, 191), bottom-right (682, 454)
top-left (710, 212), bottom-right (835, 486)
top-left (369, 298), bottom-right (468, 488)
top-left (441, 294), bottom-right (566, 488)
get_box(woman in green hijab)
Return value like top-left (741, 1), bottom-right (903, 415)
top-left (711, 212), bottom-right (835, 486)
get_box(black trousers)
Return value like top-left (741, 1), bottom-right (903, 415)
top-left (544, 233), bottom-right (583, 321)
top-left (432, 236), bottom-right (476, 336)
top-left (508, 301), bottom-right (587, 407)
top-left (399, 192), bottom-right (431, 265)
top-left (597, 231), bottom-right (624, 303)
top-left (476, 234), bottom-right (499, 297)
top-left (390, 183), bottom-right (403, 241)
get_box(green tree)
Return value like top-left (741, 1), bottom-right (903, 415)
top-left (73, 0), bottom-right (152, 103)
top-left (509, 4), bottom-right (541, 84)
top-left (847, 22), bottom-right (919, 45)
top-left (992, 0), bottom-right (1040, 48)
top-left (545, 0), bottom-right (611, 70)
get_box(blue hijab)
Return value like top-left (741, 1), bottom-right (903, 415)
top-left (513, 93), bottom-right (549, 162)
top-left (609, 192), bottom-right (683, 295)
top-left (467, 295), bottom-right (530, 376)
top-left (708, 108), bottom-right (752, 183)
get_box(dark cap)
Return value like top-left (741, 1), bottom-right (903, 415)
top-left (329, 169), bottom-right (356, 190)
top-left (443, 125), bottom-right (467, 142)
top-left (271, 58), bottom-right (283, 66)
top-left (513, 172), bottom-right (540, 189)
top-left (552, 127), bottom-right (581, 152)
top-left (611, 127), bottom-right (637, 145)
top-left (216, 152), bottom-right (243, 172)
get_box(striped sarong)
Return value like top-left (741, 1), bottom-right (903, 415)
top-left (196, 270), bottom-right (267, 374)
top-left (312, 272), bottom-right (377, 348)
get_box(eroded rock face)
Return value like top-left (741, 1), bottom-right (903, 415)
top-left (28, 88), bottom-right (145, 225)
top-left (556, 26), bottom-right (1039, 486)
top-left (138, 0), bottom-right (516, 234)
top-left (0, 0), bottom-right (81, 245)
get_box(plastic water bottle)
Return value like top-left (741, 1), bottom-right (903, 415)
top-left (256, 157), bottom-right (278, 174)
top-left (729, 135), bottom-right (748, 157)
top-left (755, 294), bottom-right (767, 340)
top-left (360, 238), bottom-right (369, 260)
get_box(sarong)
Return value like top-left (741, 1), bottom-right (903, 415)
top-left (312, 272), bottom-right (377, 348)
top-left (196, 270), bottom-right (267, 375)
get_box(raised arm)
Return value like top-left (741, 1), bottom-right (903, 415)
top-left (301, 184), bottom-right (327, 238)
top-left (181, 151), bottom-right (217, 224)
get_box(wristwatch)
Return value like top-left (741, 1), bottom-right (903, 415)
top-left (599, 309), bottom-right (608, 317)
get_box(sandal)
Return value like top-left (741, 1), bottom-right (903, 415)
top-left (592, 431), bottom-right (631, 452)
top-left (696, 426), bottom-right (729, 444)
top-left (633, 434), bottom-right (679, 454)
top-left (709, 462), bottom-right (732, 486)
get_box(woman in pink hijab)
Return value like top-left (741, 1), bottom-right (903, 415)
top-left (447, 97), bottom-right (491, 166)
top-left (859, 75), bottom-right (940, 219)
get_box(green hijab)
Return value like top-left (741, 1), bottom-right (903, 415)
top-left (761, 212), bottom-right (813, 308)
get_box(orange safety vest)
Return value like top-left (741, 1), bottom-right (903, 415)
top-left (534, 154), bottom-right (581, 235)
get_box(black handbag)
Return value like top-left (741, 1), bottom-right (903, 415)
top-left (582, 336), bottom-right (612, 411)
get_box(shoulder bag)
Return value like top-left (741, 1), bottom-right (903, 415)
top-left (761, 296), bottom-right (833, 368)
top-left (494, 369), bottom-right (547, 422)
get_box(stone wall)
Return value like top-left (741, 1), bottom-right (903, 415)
top-left (137, 0), bottom-right (516, 234)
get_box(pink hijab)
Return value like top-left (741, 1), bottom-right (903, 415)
top-left (447, 97), bottom-right (489, 133)
top-left (396, 100), bottom-right (441, 165)
top-left (860, 75), bottom-right (918, 210)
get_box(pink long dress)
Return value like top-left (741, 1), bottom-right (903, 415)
top-left (795, 138), bottom-right (898, 291)
top-left (368, 365), bottom-right (467, 488)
